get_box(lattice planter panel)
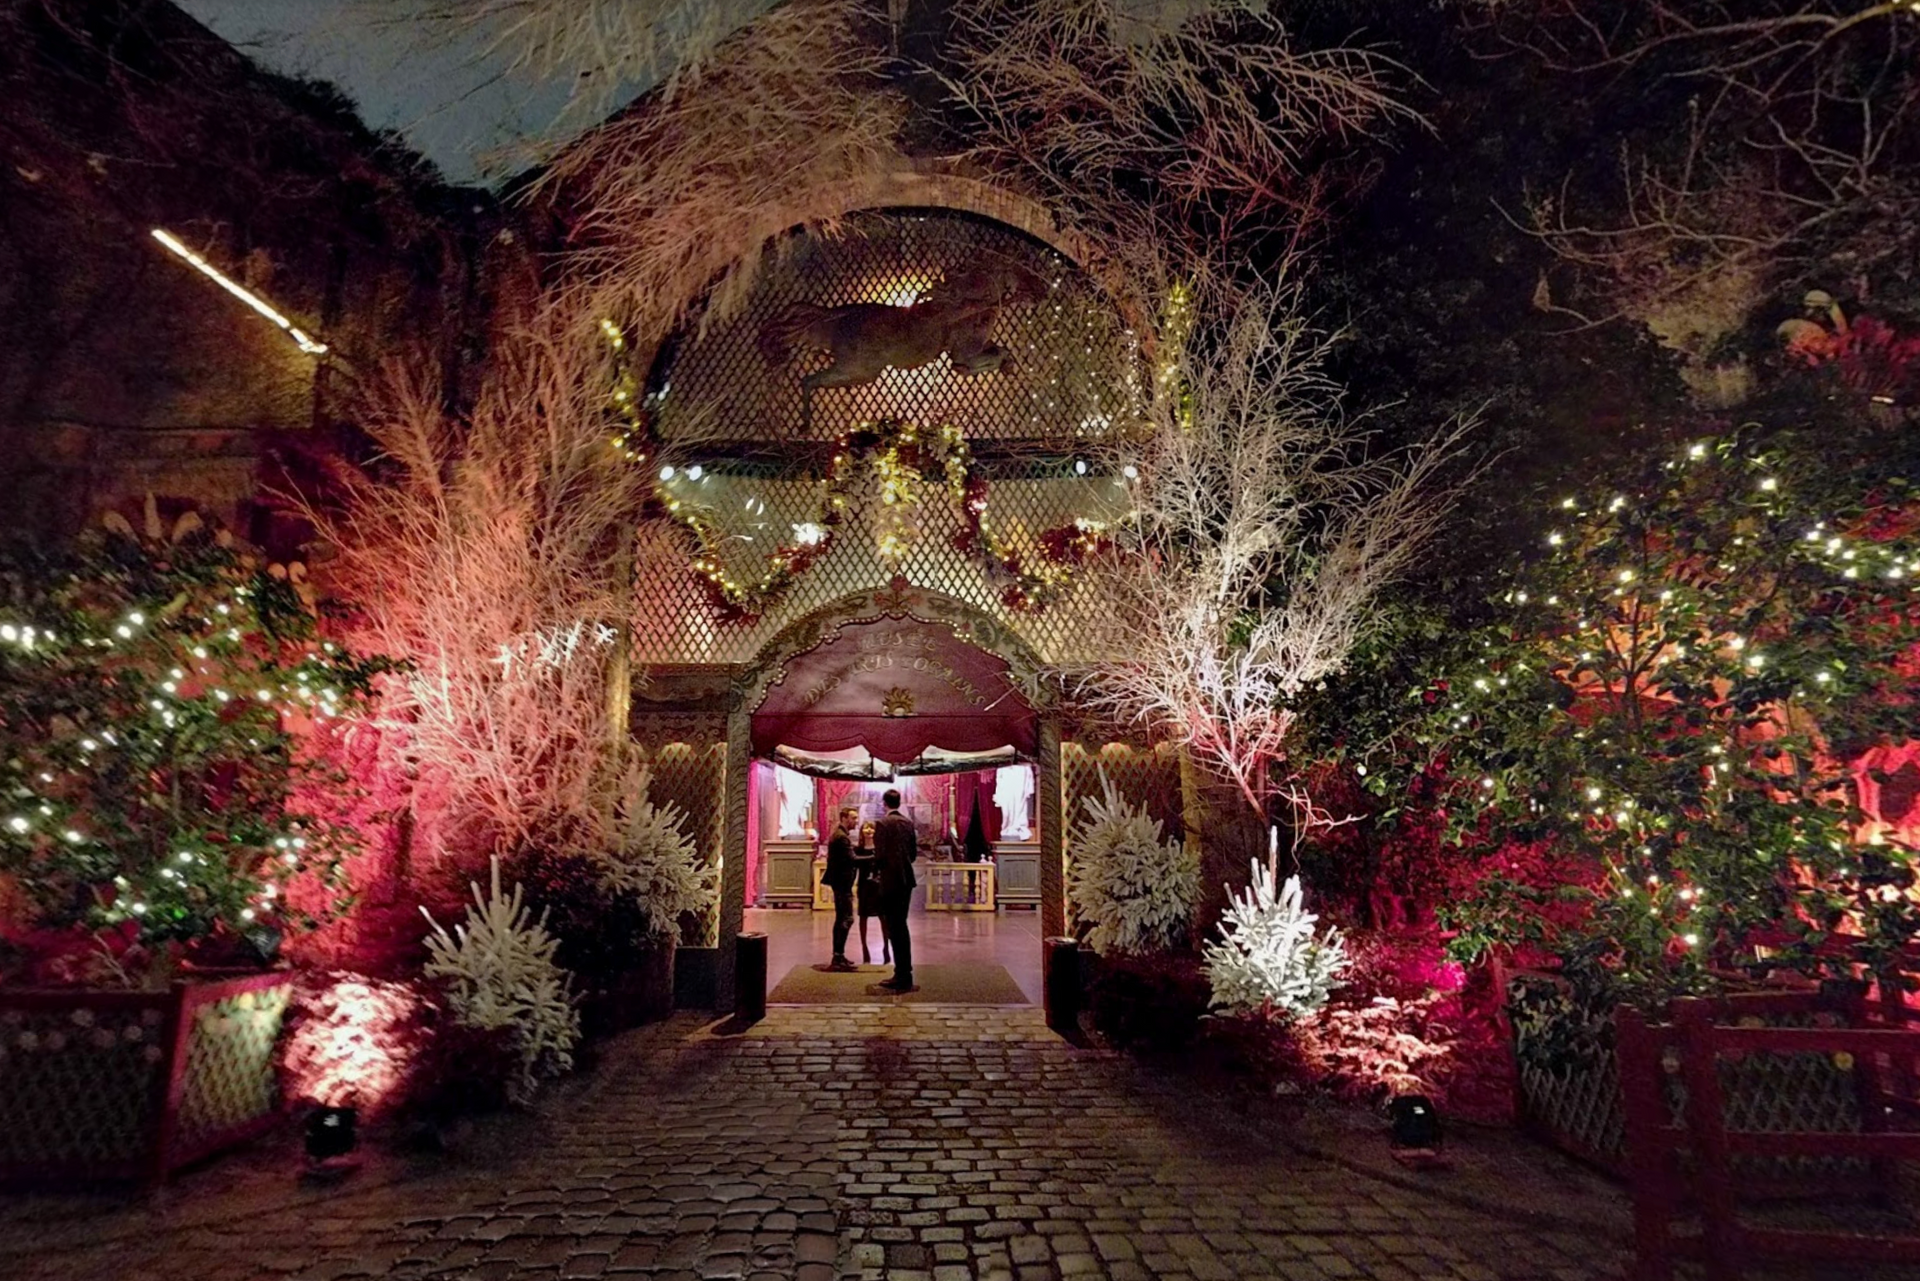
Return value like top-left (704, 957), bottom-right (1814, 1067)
top-left (0, 972), bottom-right (291, 1185)
top-left (1508, 977), bottom-right (1869, 1181)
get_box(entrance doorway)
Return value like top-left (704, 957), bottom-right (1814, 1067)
top-left (734, 608), bottom-right (1050, 1005)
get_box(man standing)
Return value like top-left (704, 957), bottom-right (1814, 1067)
top-left (822, 806), bottom-right (860, 972)
top-left (872, 788), bottom-right (918, 992)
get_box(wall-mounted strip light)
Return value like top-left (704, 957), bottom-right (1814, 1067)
top-left (150, 228), bottom-right (328, 355)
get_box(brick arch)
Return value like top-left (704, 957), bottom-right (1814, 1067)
top-left (787, 159), bottom-right (1098, 275)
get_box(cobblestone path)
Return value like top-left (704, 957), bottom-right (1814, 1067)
top-left (1, 1006), bottom-right (1630, 1281)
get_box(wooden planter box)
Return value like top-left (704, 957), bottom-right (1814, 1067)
top-left (1500, 965), bottom-right (1887, 1179)
top-left (580, 940), bottom-right (676, 1037)
top-left (0, 971), bottom-right (291, 1186)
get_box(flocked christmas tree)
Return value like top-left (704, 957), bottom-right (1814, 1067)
top-left (1204, 855), bottom-right (1347, 1017)
top-left (1066, 768), bottom-right (1198, 955)
top-left (421, 855), bottom-right (580, 1100)
top-left (0, 500), bottom-right (390, 984)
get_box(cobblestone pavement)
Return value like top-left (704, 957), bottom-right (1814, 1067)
top-left (0, 1005), bottom-right (1635, 1281)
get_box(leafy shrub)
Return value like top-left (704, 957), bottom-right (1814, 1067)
top-left (280, 971), bottom-right (519, 1126)
top-left (0, 505), bottom-right (389, 983)
top-left (1068, 769), bottom-right (1199, 955)
top-left (1204, 860), bottom-right (1347, 1016)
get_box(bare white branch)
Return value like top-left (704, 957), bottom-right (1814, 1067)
top-left (1076, 273), bottom-right (1478, 816)
top-left (284, 320), bottom-right (654, 859)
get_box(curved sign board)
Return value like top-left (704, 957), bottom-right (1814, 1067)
top-left (750, 618), bottom-right (1037, 762)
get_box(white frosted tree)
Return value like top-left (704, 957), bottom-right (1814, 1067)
top-left (587, 763), bottom-right (717, 941)
top-left (1080, 274), bottom-right (1476, 927)
top-left (1068, 769), bottom-right (1199, 955)
top-left (1203, 859), bottom-right (1347, 1017)
top-left (421, 856), bottom-right (581, 1099)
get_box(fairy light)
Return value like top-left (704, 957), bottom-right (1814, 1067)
top-left (150, 229), bottom-right (327, 355)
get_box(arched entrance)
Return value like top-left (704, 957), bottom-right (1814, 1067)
top-left (714, 582), bottom-right (1064, 1009)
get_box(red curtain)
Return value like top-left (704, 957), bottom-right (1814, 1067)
top-left (956, 769), bottom-right (1003, 847)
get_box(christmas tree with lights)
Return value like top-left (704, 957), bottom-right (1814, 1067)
top-left (0, 501), bottom-right (391, 985)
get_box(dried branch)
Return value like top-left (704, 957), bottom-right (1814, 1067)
top-left (382, 0), bottom-right (768, 118)
top-left (526, 0), bottom-right (907, 341)
top-left (1078, 273), bottom-right (1478, 817)
top-left (942, 0), bottom-right (1419, 288)
top-left (1499, 1), bottom-right (1920, 356)
top-left (284, 320), bottom-right (657, 859)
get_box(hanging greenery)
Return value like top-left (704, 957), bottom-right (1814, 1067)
top-left (603, 322), bottom-right (1103, 619)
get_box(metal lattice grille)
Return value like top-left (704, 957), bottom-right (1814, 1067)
top-left (175, 984), bottom-right (288, 1150)
top-left (632, 209), bottom-right (1142, 665)
top-left (1062, 742), bottom-right (1184, 845)
top-left (648, 210), bottom-right (1141, 444)
top-left (632, 731), bottom-right (728, 946)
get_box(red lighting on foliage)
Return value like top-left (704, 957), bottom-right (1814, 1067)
top-left (280, 976), bottom-right (425, 1116)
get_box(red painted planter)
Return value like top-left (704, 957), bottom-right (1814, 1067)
top-left (0, 971), bottom-right (292, 1186)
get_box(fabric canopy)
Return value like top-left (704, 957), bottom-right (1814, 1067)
top-left (751, 617), bottom-right (1036, 761)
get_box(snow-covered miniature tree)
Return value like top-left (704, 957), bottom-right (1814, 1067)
top-left (588, 763), bottom-right (717, 940)
top-left (1067, 769), bottom-right (1199, 955)
top-left (421, 857), bottom-right (580, 1099)
top-left (1204, 859), bottom-right (1347, 1017)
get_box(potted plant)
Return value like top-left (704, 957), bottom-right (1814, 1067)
top-left (518, 762), bottom-right (716, 1032)
top-left (0, 503), bottom-right (386, 1183)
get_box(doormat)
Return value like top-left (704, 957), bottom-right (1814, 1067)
top-left (766, 961), bottom-right (1029, 1005)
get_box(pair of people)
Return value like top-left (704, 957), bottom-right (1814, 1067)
top-left (821, 789), bottom-right (916, 991)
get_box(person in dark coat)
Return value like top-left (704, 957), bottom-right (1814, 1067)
top-left (821, 806), bottom-right (860, 971)
top-left (853, 820), bottom-right (889, 965)
top-left (872, 788), bottom-right (918, 991)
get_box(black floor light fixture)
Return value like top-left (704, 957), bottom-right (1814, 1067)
top-left (1387, 1094), bottom-right (1445, 1168)
top-left (305, 1104), bottom-right (358, 1163)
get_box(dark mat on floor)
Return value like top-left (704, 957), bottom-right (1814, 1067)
top-left (766, 961), bottom-right (1030, 1005)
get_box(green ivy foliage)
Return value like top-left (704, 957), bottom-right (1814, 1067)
top-left (1304, 427), bottom-right (1920, 1010)
top-left (0, 514), bottom-right (394, 973)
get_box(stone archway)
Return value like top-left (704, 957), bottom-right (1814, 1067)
top-left (714, 580), bottom-right (1065, 1009)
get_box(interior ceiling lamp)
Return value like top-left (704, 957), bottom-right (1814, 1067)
top-left (150, 228), bottom-right (329, 355)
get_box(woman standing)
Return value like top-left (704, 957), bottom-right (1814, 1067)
top-left (852, 820), bottom-right (889, 966)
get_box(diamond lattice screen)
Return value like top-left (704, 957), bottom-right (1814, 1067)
top-left (632, 209), bottom-right (1143, 665)
top-left (1062, 742), bottom-right (1184, 845)
top-left (632, 721), bottom-right (727, 946)
top-left (175, 983), bottom-right (288, 1151)
top-left (0, 999), bottom-right (169, 1170)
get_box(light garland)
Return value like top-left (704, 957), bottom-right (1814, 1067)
top-left (1439, 433), bottom-right (1920, 958)
top-left (600, 322), bottom-right (1108, 619)
top-left (151, 229), bottom-right (328, 356)
top-left (0, 517), bottom-right (382, 940)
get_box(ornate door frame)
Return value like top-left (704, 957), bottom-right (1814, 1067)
top-left (714, 580), bottom-right (1064, 1010)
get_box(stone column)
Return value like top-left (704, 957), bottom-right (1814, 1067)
top-left (1038, 716), bottom-right (1066, 938)
top-left (716, 705), bottom-right (753, 1012)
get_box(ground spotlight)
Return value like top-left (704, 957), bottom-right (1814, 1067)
top-left (1387, 1094), bottom-right (1444, 1166)
top-left (305, 1104), bottom-right (358, 1162)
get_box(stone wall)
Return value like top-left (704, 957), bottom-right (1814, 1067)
top-left (0, 0), bottom-right (487, 535)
